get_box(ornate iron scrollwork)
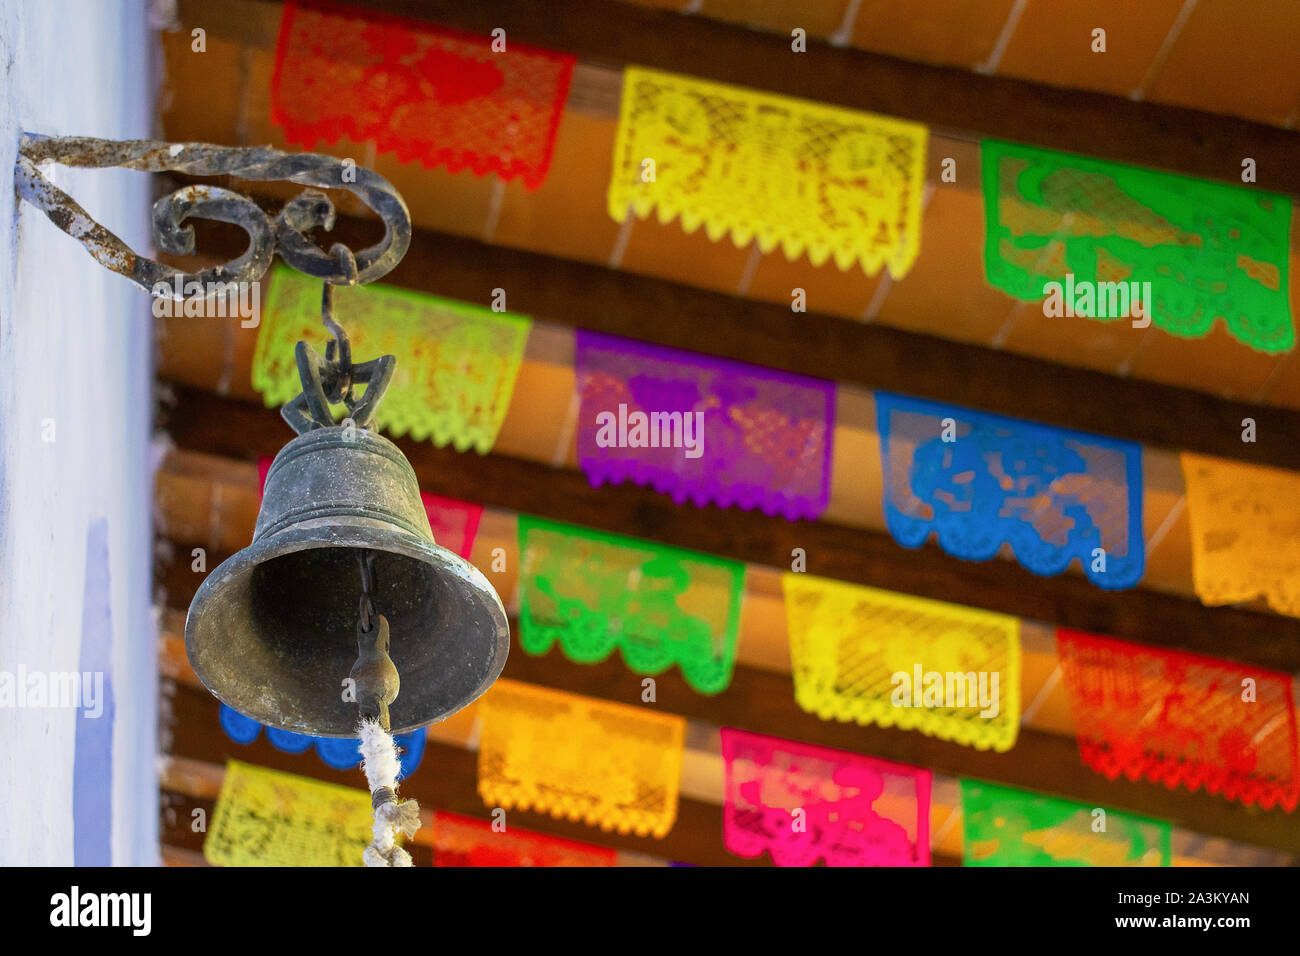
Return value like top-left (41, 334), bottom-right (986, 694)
top-left (13, 134), bottom-right (412, 298)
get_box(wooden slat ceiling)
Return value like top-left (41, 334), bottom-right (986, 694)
top-left (169, 0), bottom-right (1300, 409)
top-left (152, 381), bottom-right (1300, 860)
top-left (154, 0), bottom-right (1300, 866)
top-left (636, 0), bottom-right (1300, 130)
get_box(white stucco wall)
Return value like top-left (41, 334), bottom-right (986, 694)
top-left (0, 0), bottom-right (156, 865)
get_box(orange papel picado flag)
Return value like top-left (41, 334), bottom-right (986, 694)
top-left (476, 679), bottom-right (686, 838)
top-left (1181, 452), bottom-right (1300, 618)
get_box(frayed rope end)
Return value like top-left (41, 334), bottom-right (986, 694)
top-left (357, 717), bottom-right (421, 867)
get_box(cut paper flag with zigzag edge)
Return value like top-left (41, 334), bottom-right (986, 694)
top-left (782, 573), bottom-right (1020, 751)
top-left (517, 515), bottom-right (745, 694)
top-left (720, 727), bottom-right (931, 867)
top-left (982, 138), bottom-right (1293, 354)
top-left (1056, 628), bottom-right (1300, 813)
top-left (961, 778), bottom-right (1171, 867)
top-left (609, 66), bottom-right (928, 278)
top-left (875, 391), bottom-right (1144, 590)
top-left (218, 703), bottom-right (427, 779)
top-left (272, 0), bottom-right (575, 189)
top-left (1180, 452), bottom-right (1300, 619)
top-left (430, 811), bottom-right (617, 867)
top-left (204, 760), bottom-right (377, 867)
top-left (252, 266), bottom-right (530, 454)
top-left (574, 330), bottom-right (835, 521)
top-left (477, 679), bottom-right (685, 838)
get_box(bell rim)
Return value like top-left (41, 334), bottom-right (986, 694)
top-left (184, 523), bottom-right (510, 737)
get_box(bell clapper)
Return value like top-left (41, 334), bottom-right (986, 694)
top-left (350, 550), bottom-right (400, 731)
top-left (349, 548), bottom-right (422, 866)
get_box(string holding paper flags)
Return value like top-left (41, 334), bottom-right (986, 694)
top-left (272, 0), bottom-right (575, 188)
top-left (609, 66), bottom-right (928, 278)
top-left (875, 391), bottom-right (1144, 589)
top-left (252, 267), bottom-right (530, 454)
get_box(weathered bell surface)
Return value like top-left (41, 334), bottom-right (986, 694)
top-left (184, 425), bottom-right (509, 737)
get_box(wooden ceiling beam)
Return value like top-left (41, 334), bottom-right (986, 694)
top-left (158, 386), bottom-right (1300, 674)
top-left (287, 0), bottom-right (1300, 198)
top-left (179, 212), bottom-right (1300, 473)
top-left (154, 454), bottom-right (1080, 736)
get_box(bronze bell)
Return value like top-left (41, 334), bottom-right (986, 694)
top-left (185, 314), bottom-right (509, 737)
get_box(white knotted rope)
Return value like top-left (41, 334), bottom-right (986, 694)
top-left (358, 718), bottom-right (422, 867)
